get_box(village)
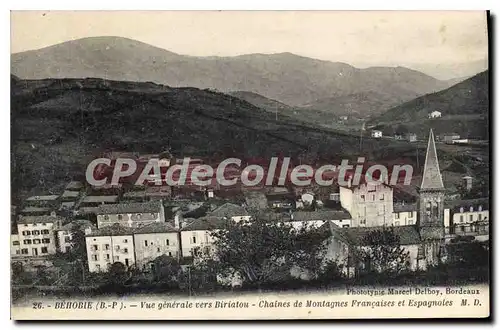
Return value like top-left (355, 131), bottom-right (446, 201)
top-left (10, 129), bottom-right (489, 290)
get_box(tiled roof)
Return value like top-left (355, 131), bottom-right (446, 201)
top-left (97, 201), bottom-right (162, 215)
top-left (61, 190), bottom-right (80, 199)
top-left (291, 210), bottom-right (351, 222)
top-left (394, 203), bottom-right (418, 213)
top-left (340, 225), bottom-right (422, 246)
top-left (444, 198), bottom-right (489, 212)
top-left (18, 215), bottom-right (63, 224)
top-left (26, 195), bottom-right (59, 201)
top-left (181, 216), bottom-right (229, 231)
top-left (134, 222), bottom-right (178, 234)
top-left (86, 223), bottom-right (135, 237)
top-left (209, 203), bottom-right (248, 218)
top-left (81, 195), bottom-right (119, 203)
top-left (20, 207), bottom-right (53, 214)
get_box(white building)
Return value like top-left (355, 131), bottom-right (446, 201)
top-left (85, 224), bottom-right (136, 272)
top-left (428, 111), bottom-right (442, 119)
top-left (444, 198), bottom-right (489, 242)
top-left (371, 130), bottom-right (382, 138)
top-left (12, 214), bottom-right (62, 258)
top-left (393, 204), bottom-right (418, 226)
top-left (340, 182), bottom-right (394, 227)
top-left (180, 216), bottom-right (227, 258)
top-left (133, 222), bottom-right (181, 271)
top-left (96, 200), bottom-right (165, 229)
top-left (56, 220), bottom-right (95, 253)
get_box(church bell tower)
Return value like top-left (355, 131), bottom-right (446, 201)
top-left (418, 129), bottom-right (445, 266)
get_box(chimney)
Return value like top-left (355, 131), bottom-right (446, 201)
top-left (174, 211), bottom-right (183, 229)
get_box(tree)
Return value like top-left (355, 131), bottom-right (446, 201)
top-left (359, 227), bottom-right (410, 275)
top-left (151, 255), bottom-right (180, 283)
top-left (107, 262), bottom-right (128, 284)
top-left (210, 212), bottom-right (329, 288)
top-left (69, 227), bottom-right (87, 261)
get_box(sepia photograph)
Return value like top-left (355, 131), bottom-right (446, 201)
top-left (10, 10), bottom-right (490, 320)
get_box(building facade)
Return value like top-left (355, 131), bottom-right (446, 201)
top-left (12, 215), bottom-right (62, 258)
top-left (133, 223), bottom-right (181, 270)
top-left (85, 224), bottom-right (135, 272)
top-left (340, 182), bottom-right (394, 227)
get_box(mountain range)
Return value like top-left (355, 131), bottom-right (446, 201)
top-left (12, 36), bottom-right (459, 111)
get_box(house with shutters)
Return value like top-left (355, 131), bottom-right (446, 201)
top-left (133, 222), bottom-right (181, 271)
top-left (12, 214), bottom-right (63, 258)
top-left (85, 224), bottom-right (136, 272)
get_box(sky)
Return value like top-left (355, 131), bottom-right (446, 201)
top-left (11, 11), bottom-right (488, 70)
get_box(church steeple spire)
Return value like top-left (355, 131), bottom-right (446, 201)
top-left (421, 129), bottom-right (444, 191)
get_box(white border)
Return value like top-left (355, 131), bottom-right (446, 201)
top-left (3, 1), bottom-right (497, 329)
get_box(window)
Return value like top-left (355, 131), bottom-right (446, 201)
top-left (12, 241), bottom-right (19, 246)
top-left (106, 254), bottom-right (110, 260)
top-left (144, 240), bottom-right (148, 247)
top-left (470, 206), bottom-right (474, 212)
top-left (23, 239), bottom-right (32, 244)
top-left (42, 238), bottom-right (50, 243)
top-left (32, 230), bottom-right (40, 235)
top-left (23, 231), bottom-right (31, 236)
top-left (115, 245), bottom-right (121, 251)
top-left (380, 194), bottom-right (384, 200)
top-left (64, 237), bottom-right (71, 243)
top-left (24, 224), bottom-right (28, 227)
top-left (118, 215), bottom-right (123, 220)
top-left (157, 247), bottom-right (160, 252)
top-left (137, 213), bottom-right (142, 219)
top-left (123, 239), bottom-right (128, 243)
top-left (125, 258), bottom-right (129, 266)
top-left (33, 239), bottom-right (41, 244)
top-left (123, 248), bottom-right (128, 254)
top-left (360, 195), bottom-right (365, 201)
top-left (92, 255), bottom-right (98, 261)
top-left (104, 244), bottom-right (110, 250)
top-left (104, 215), bottom-right (109, 220)
top-left (372, 195), bottom-right (375, 201)
top-left (166, 239), bottom-right (170, 246)
top-left (21, 248), bottom-right (28, 254)
top-left (469, 215), bottom-right (474, 222)
top-left (192, 236), bottom-right (197, 244)
top-left (41, 230), bottom-right (49, 235)
top-left (41, 247), bottom-right (48, 254)
top-left (168, 252), bottom-right (172, 257)
top-left (92, 244), bottom-right (98, 251)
